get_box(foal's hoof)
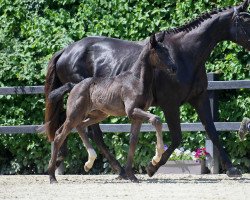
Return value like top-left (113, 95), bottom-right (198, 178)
top-left (146, 161), bottom-right (158, 177)
top-left (226, 167), bottom-right (242, 178)
top-left (49, 177), bottom-right (58, 184)
top-left (84, 165), bottom-right (90, 172)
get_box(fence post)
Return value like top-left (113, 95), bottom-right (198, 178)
top-left (206, 73), bottom-right (220, 174)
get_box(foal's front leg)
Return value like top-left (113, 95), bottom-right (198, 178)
top-left (132, 108), bottom-right (165, 166)
top-left (125, 119), bottom-right (142, 182)
top-left (146, 105), bottom-right (182, 177)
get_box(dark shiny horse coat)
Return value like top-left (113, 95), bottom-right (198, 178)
top-left (45, 1), bottom-right (250, 177)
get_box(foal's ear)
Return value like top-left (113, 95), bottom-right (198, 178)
top-left (157, 31), bottom-right (166, 43)
top-left (149, 34), bottom-right (158, 49)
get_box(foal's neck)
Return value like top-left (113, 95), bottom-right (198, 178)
top-left (132, 50), bottom-right (154, 95)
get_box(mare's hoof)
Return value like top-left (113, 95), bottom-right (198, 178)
top-left (124, 168), bottom-right (139, 183)
top-left (84, 165), bottom-right (90, 172)
top-left (127, 174), bottom-right (139, 183)
top-left (146, 161), bottom-right (157, 177)
top-left (116, 175), bottom-right (127, 180)
top-left (116, 171), bottom-right (128, 180)
top-left (226, 167), bottom-right (242, 178)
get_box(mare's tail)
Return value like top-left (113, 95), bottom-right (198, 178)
top-left (48, 82), bottom-right (75, 103)
top-left (44, 49), bottom-right (65, 142)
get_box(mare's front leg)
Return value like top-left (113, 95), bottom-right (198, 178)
top-left (146, 105), bottom-right (182, 177)
top-left (190, 93), bottom-right (242, 177)
top-left (125, 119), bottom-right (142, 182)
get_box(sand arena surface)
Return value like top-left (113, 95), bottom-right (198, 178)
top-left (0, 174), bottom-right (249, 200)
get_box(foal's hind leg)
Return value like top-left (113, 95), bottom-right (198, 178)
top-left (132, 108), bottom-right (164, 166)
top-left (76, 112), bottom-right (107, 172)
top-left (76, 125), bottom-right (97, 172)
top-left (89, 124), bottom-right (126, 179)
top-left (48, 121), bottom-right (72, 183)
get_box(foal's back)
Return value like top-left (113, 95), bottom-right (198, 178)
top-left (68, 71), bottom-right (142, 117)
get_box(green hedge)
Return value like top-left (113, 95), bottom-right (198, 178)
top-left (0, 0), bottom-right (249, 174)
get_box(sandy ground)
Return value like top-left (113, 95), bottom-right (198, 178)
top-left (0, 174), bottom-right (249, 200)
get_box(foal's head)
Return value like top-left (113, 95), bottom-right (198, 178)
top-left (140, 32), bottom-right (173, 72)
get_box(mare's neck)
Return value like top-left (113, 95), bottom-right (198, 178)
top-left (176, 12), bottom-right (232, 67)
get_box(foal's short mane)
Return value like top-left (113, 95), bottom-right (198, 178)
top-left (165, 6), bottom-right (233, 34)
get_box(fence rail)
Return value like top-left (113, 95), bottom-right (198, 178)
top-left (0, 122), bottom-right (241, 134)
top-left (0, 86), bottom-right (44, 95)
top-left (0, 80), bottom-right (250, 95)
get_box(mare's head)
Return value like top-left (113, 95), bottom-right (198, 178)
top-left (227, 0), bottom-right (250, 50)
top-left (141, 32), bottom-right (173, 72)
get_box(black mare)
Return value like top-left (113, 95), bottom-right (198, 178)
top-left (45, 0), bottom-right (250, 178)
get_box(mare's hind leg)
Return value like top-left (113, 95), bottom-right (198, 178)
top-left (132, 108), bottom-right (164, 166)
top-left (48, 120), bottom-right (73, 183)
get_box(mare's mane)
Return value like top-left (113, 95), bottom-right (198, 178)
top-left (165, 6), bottom-right (233, 34)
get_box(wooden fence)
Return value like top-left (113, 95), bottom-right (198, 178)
top-left (0, 73), bottom-right (249, 174)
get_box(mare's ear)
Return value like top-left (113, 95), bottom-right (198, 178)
top-left (149, 34), bottom-right (158, 49)
top-left (157, 31), bottom-right (166, 43)
top-left (239, 0), bottom-right (249, 12)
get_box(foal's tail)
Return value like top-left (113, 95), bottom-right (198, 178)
top-left (44, 49), bottom-right (65, 142)
top-left (48, 82), bottom-right (76, 103)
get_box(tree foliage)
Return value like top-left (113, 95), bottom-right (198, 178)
top-left (0, 0), bottom-right (249, 174)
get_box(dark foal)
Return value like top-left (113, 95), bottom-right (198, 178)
top-left (45, 0), bottom-right (250, 178)
top-left (48, 34), bottom-right (170, 183)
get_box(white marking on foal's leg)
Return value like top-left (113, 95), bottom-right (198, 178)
top-left (84, 148), bottom-right (97, 172)
top-left (152, 146), bottom-right (165, 166)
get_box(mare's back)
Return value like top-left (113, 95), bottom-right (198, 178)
top-left (56, 36), bottom-right (145, 83)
